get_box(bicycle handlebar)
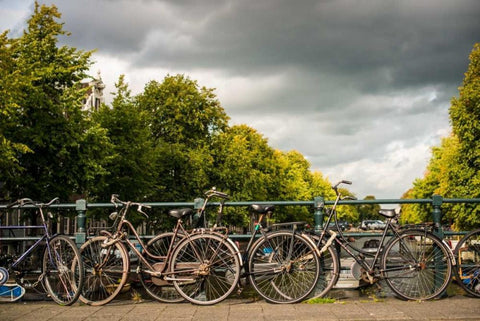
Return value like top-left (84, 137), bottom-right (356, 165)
top-left (6, 197), bottom-right (59, 208)
top-left (110, 194), bottom-right (151, 218)
top-left (332, 180), bottom-right (352, 189)
top-left (204, 187), bottom-right (229, 199)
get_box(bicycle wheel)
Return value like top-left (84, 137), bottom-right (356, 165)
top-left (170, 233), bottom-right (241, 305)
top-left (382, 229), bottom-right (452, 300)
top-left (248, 231), bottom-right (320, 303)
top-left (80, 236), bottom-right (129, 305)
top-left (42, 235), bottom-right (84, 306)
top-left (454, 228), bottom-right (480, 297)
top-left (307, 234), bottom-right (340, 298)
top-left (138, 232), bottom-right (184, 303)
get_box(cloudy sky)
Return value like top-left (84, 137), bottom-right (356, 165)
top-left (1, 0), bottom-right (479, 200)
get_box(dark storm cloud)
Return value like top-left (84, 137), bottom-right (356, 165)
top-left (55, 0), bottom-right (479, 88)
top-left (22, 0), bottom-right (479, 198)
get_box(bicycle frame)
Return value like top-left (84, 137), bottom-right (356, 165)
top-left (103, 198), bottom-right (235, 279)
top-left (314, 181), bottom-right (456, 284)
top-left (1, 203), bottom-right (56, 275)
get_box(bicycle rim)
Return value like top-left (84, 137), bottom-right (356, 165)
top-left (80, 236), bottom-right (129, 305)
top-left (171, 233), bottom-right (241, 305)
top-left (139, 232), bottom-right (184, 303)
top-left (382, 230), bottom-right (452, 300)
top-left (248, 231), bottom-right (320, 303)
top-left (308, 235), bottom-right (340, 299)
top-left (42, 235), bottom-right (84, 306)
top-left (454, 229), bottom-right (480, 298)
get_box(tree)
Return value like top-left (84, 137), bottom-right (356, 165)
top-left (402, 44), bottom-right (480, 229)
top-left (447, 43), bottom-right (480, 229)
top-left (0, 31), bottom-right (31, 197)
top-left (137, 75), bottom-right (229, 146)
top-left (357, 195), bottom-right (381, 222)
top-left (92, 75), bottom-right (156, 202)
top-left (136, 75), bottom-right (229, 202)
top-left (0, 2), bottom-right (110, 201)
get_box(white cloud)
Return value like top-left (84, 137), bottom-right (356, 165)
top-left (5, 0), bottom-right (478, 201)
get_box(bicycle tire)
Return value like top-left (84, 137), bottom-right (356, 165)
top-left (307, 234), bottom-right (340, 298)
top-left (170, 233), bottom-right (241, 305)
top-left (42, 235), bottom-right (84, 306)
top-left (382, 229), bottom-right (452, 300)
top-left (248, 230), bottom-right (320, 303)
top-left (454, 228), bottom-right (480, 298)
top-left (138, 232), bottom-right (184, 303)
top-left (79, 236), bottom-right (130, 306)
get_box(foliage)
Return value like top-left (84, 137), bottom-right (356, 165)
top-left (402, 44), bottom-right (480, 230)
top-left (92, 75), bottom-right (156, 203)
top-left (0, 3), bottom-right (347, 231)
top-left (0, 2), bottom-right (111, 202)
top-left (357, 195), bottom-right (381, 222)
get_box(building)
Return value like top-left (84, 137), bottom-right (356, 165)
top-left (82, 71), bottom-right (106, 112)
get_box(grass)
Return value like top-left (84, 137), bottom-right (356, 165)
top-left (305, 297), bottom-right (338, 304)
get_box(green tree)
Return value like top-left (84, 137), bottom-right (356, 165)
top-left (93, 75), bottom-right (156, 202)
top-left (447, 43), bottom-right (480, 229)
top-left (137, 75), bottom-right (229, 146)
top-left (357, 195), bottom-right (381, 222)
top-left (403, 44), bottom-right (480, 229)
top-left (0, 31), bottom-right (31, 197)
top-left (0, 2), bottom-right (110, 201)
top-left (136, 75), bottom-right (229, 202)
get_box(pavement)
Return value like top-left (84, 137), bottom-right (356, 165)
top-left (1, 287), bottom-right (479, 321)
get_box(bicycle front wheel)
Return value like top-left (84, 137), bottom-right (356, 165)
top-left (139, 232), bottom-right (184, 303)
top-left (248, 231), bottom-right (320, 303)
top-left (170, 233), bottom-right (241, 305)
top-left (42, 235), bottom-right (84, 306)
top-left (80, 236), bottom-right (130, 306)
top-left (454, 228), bottom-right (480, 297)
top-left (382, 229), bottom-right (452, 300)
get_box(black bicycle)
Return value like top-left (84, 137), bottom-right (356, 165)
top-left (309, 181), bottom-right (454, 301)
top-left (0, 198), bottom-right (84, 305)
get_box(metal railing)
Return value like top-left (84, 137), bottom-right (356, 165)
top-left (2, 195), bottom-right (480, 246)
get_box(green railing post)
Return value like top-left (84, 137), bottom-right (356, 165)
top-left (75, 199), bottom-right (87, 246)
top-left (314, 196), bottom-right (325, 232)
top-left (432, 194), bottom-right (444, 238)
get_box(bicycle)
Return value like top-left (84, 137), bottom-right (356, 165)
top-left (240, 204), bottom-right (321, 303)
top-left (0, 198), bottom-right (84, 305)
top-left (163, 188), bottom-right (320, 304)
top-left (80, 194), bottom-right (241, 306)
top-left (139, 187), bottom-right (236, 304)
top-left (308, 180), bottom-right (454, 301)
top-left (454, 228), bottom-right (480, 297)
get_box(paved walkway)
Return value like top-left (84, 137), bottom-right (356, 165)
top-left (1, 292), bottom-right (479, 321)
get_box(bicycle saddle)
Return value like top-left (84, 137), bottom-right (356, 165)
top-left (169, 208), bottom-right (194, 219)
top-left (378, 209), bottom-right (396, 218)
top-left (249, 204), bottom-right (275, 214)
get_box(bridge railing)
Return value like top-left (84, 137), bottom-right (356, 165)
top-left (1, 195), bottom-right (480, 246)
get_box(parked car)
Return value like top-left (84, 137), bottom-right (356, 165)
top-left (360, 220), bottom-right (386, 230)
top-left (327, 220), bottom-right (350, 231)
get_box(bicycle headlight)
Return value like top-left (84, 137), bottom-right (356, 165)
top-left (109, 212), bottom-right (118, 220)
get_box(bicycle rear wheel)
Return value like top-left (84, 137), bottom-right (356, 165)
top-left (454, 228), bottom-right (480, 297)
top-left (307, 234), bottom-right (340, 298)
top-left (382, 229), bottom-right (452, 300)
top-left (248, 231), bottom-right (320, 303)
top-left (170, 233), bottom-right (241, 305)
top-left (42, 235), bottom-right (84, 306)
top-left (138, 232), bottom-right (184, 303)
top-left (80, 236), bottom-right (129, 305)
